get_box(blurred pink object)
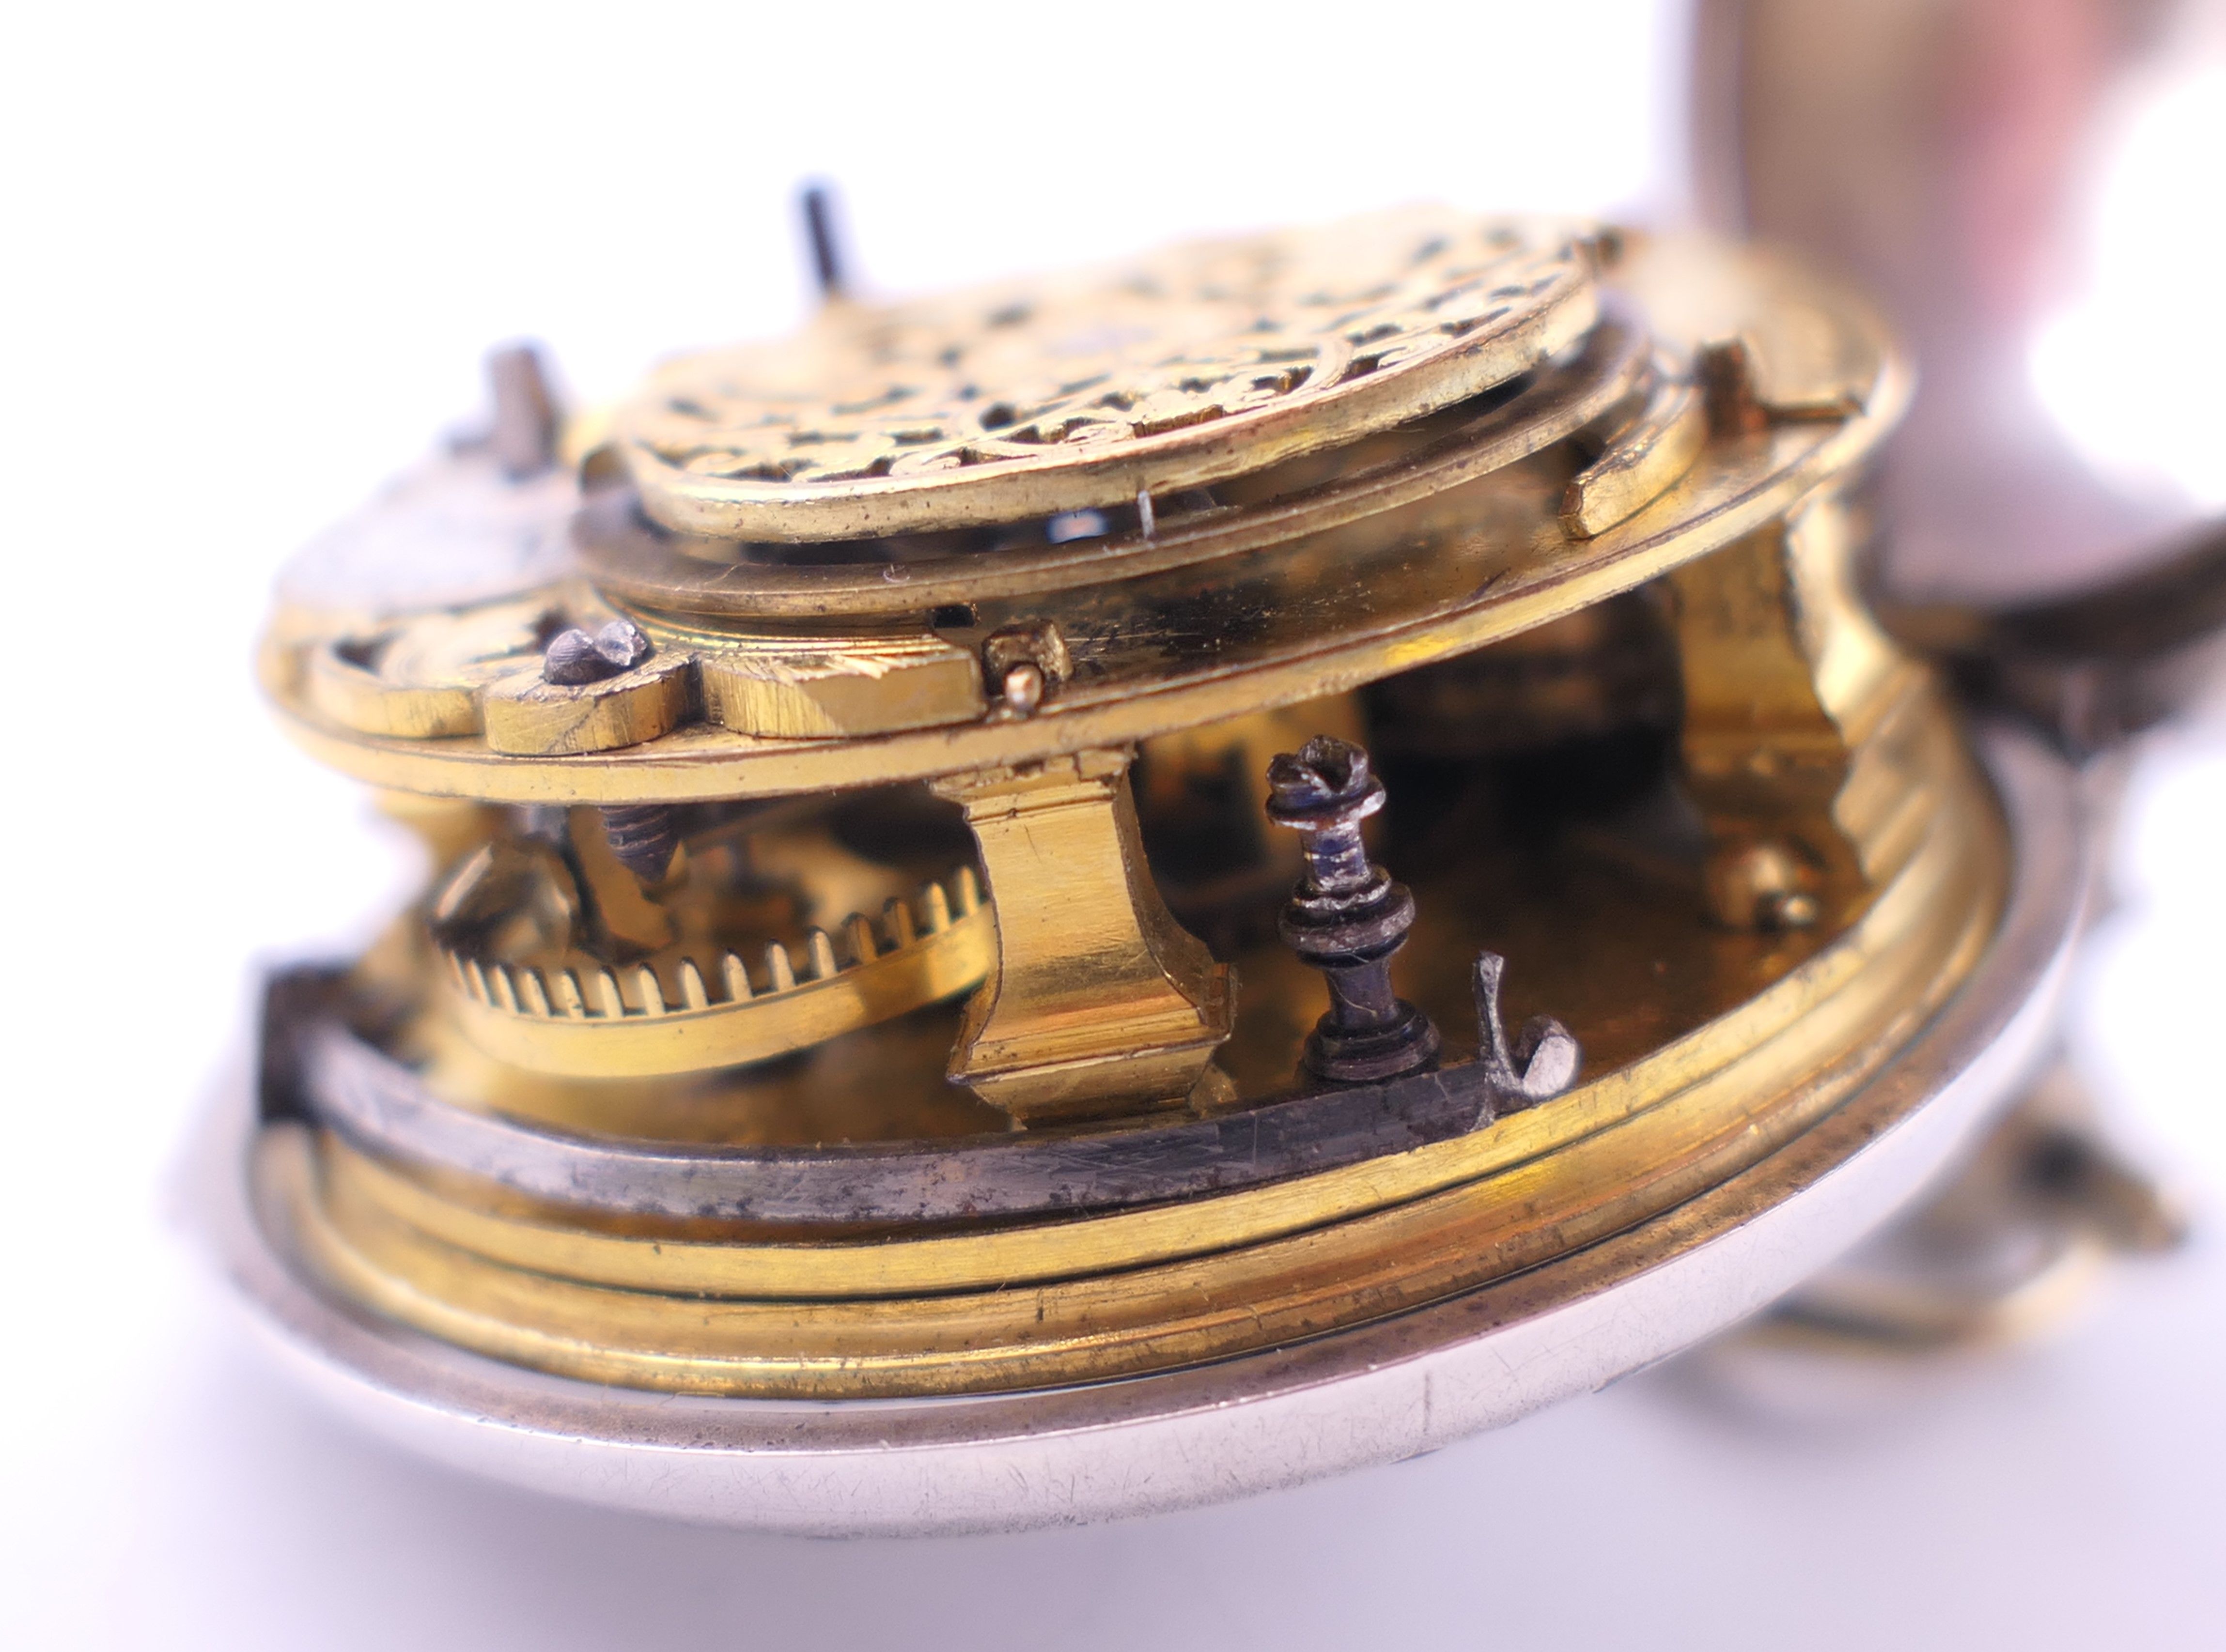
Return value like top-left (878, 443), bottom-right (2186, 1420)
top-left (1694, 0), bottom-right (2223, 601)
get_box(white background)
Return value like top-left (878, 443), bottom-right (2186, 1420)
top-left (3, 2), bottom-right (2223, 1646)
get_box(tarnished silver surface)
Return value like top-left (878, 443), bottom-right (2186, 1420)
top-left (185, 729), bottom-right (2087, 1536)
top-left (275, 447), bottom-right (579, 622)
top-left (296, 1025), bottom-right (1519, 1224)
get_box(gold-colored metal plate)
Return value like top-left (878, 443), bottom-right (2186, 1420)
top-left (696, 630), bottom-right (985, 736)
top-left (583, 303), bottom-right (1650, 622)
top-left (265, 237), bottom-right (1906, 802)
top-left (615, 208), bottom-right (1600, 541)
top-left (267, 714), bottom-right (2003, 1396)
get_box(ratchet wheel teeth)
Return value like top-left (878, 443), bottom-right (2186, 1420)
top-left (434, 868), bottom-right (988, 1077)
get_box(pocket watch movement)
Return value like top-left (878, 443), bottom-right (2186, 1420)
top-left (200, 196), bottom-right (2186, 1534)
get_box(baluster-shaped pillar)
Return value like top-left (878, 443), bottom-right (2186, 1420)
top-left (1671, 497), bottom-right (1936, 929)
top-left (932, 749), bottom-right (1235, 1127)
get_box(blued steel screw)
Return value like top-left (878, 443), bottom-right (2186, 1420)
top-left (1266, 736), bottom-right (1440, 1082)
top-left (599, 804), bottom-right (680, 883)
top-left (542, 618), bottom-right (653, 685)
top-left (537, 618), bottom-right (674, 881)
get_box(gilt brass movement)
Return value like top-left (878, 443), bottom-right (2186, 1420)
top-left (242, 196), bottom-right (2063, 1443)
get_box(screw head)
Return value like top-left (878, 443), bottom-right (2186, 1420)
top-left (593, 618), bottom-right (653, 671)
top-left (1769, 890), bottom-right (1820, 928)
top-left (1001, 661), bottom-right (1045, 716)
top-left (1703, 841), bottom-right (1816, 930)
top-left (542, 627), bottom-right (602, 684)
top-left (543, 619), bottom-right (654, 685)
top-left (1266, 736), bottom-right (1385, 830)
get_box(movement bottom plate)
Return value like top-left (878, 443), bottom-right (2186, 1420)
top-left (182, 728), bottom-right (2086, 1535)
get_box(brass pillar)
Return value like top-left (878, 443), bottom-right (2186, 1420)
top-left (933, 748), bottom-right (1235, 1127)
top-left (1670, 497), bottom-right (1934, 928)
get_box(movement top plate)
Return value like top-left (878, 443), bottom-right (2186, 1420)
top-left (614, 208), bottom-right (1599, 541)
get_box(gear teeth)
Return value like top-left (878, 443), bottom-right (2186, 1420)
top-left (678, 959), bottom-right (709, 1010)
top-left (765, 942), bottom-right (797, 992)
top-left (845, 912), bottom-right (878, 966)
top-left (592, 968), bottom-right (624, 1019)
top-left (885, 896), bottom-right (917, 948)
top-left (444, 866), bottom-right (990, 1020)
